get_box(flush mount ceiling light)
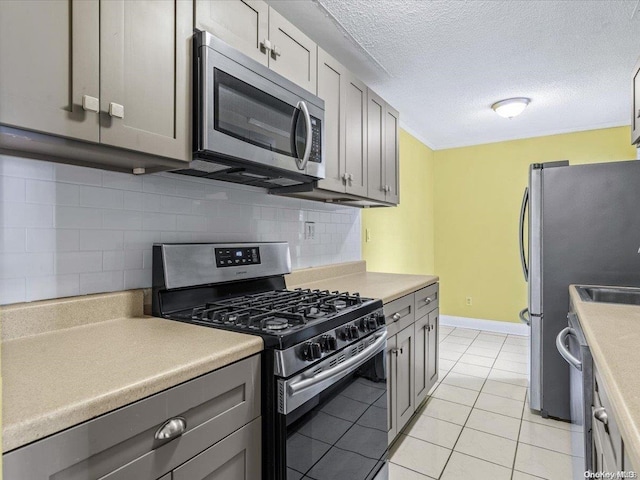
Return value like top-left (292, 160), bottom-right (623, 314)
top-left (491, 97), bottom-right (531, 118)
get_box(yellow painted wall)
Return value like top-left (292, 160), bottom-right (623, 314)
top-left (362, 126), bottom-right (637, 324)
top-left (362, 129), bottom-right (435, 275)
top-left (434, 126), bottom-right (636, 322)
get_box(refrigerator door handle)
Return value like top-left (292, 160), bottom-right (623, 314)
top-left (519, 186), bottom-right (529, 281)
top-left (519, 307), bottom-right (531, 326)
top-left (556, 327), bottom-right (582, 371)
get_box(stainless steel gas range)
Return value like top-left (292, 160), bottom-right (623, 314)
top-left (152, 242), bottom-right (388, 480)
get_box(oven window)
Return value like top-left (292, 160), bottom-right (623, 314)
top-left (214, 69), bottom-right (307, 158)
top-left (285, 351), bottom-right (387, 480)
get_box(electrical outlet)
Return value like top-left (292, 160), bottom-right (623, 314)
top-left (304, 221), bottom-right (315, 240)
top-left (466, 297), bottom-right (473, 306)
top-left (365, 229), bottom-right (372, 242)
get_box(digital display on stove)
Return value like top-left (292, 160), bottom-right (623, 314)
top-left (214, 247), bottom-right (261, 267)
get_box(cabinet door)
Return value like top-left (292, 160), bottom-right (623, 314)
top-left (268, 8), bottom-right (317, 93)
top-left (633, 58), bottom-right (640, 145)
top-left (344, 74), bottom-right (368, 197)
top-left (194, 0), bottom-right (269, 66)
top-left (366, 89), bottom-right (386, 202)
top-left (172, 418), bottom-right (261, 480)
top-left (100, 0), bottom-right (191, 161)
top-left (386, 334), bottom-right (398, 445)
top-left (414, 314), bottom-right (430, 407)
top-left (0, 0), bottom-right (99, 142)
top-left (396, 325), bottom-right (415, 432)
top-left (384, 104), bottom-right (400, 205)
top-left (427, 309), bottom-right (439, 388)
top-left (316, 48), bottom-right (346, 194)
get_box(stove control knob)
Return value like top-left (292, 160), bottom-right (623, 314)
top-left (302, 342), bottom-right (322, 360)
top-left (338, 327), bottom-right (349, 341)
top-left (349, 325), bottom-right (359, 339)
top-left (358, 318), bottom-right (368, 332)
top-left (368, 316), bottom-right (378, 330)
top-left (375, 312), bottom-right (386, 326)
top-left (320, 335), bottom-right (338, 351)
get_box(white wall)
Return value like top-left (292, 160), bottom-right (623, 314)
top-left (0, 156), bottom-right (361, 304)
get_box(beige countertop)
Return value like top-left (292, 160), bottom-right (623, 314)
top-left (286, 261), bottom-right (438, 303)
top-left (1, 292), bottom-right (263, 452)
top-left (570, 285), bottom-right (640, 469)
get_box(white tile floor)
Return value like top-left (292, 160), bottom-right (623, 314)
top-left (388, 326), bottom-right (584, 480)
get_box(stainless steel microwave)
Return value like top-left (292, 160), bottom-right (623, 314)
top-left (179, 31), bottom-right (325, 189)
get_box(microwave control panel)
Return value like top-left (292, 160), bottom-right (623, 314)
top-left (309, 117), bottom-right (322, 163)
top-left (215, 247), bottom-right (261, 267)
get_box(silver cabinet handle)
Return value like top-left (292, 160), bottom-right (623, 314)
top-left (82, 95), bottom-right (99, 113)
top-left (342, 173), bottom-right (348, 184)
top-left (423, 297), bottom-right (433, 305)
top-left (556, 327), bottom-right (582, 371)
top-left (109, 102), bottom-right (124, 119)
top-left (295, 101), bottom-right (312, 171)
top-left (348, 173), bottom-right (353, 185)
top-left (391, 347), bottom-right (403, 357)
top-left (519, 308), bottom-right (530, 326)
top-left (271, 45), bottom-right (281, 59)
top-left (260, 38), bottom-right (272, 54)
top-left (593, 407), bottom-right (608, 425)
top-left (392, 312), bottom-right (401, 322)
top-left (155, 417), bottom-right (186, 441)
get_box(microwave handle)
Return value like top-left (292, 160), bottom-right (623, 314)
top-left (295, 101), bottom-right (312, 171)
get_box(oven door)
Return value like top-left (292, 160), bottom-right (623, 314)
top-left (280, 330), bottom-right (388, 480)
top-left (197, 37), bottom-right (324, 180)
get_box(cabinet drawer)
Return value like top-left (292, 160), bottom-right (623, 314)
top-left (414, 283), bottom-right (438, 319)
top-left (593, 369), bottom-right (622, 469)
top-left (4, 355), bottom-right (261, 480)
top-left (384, 293), bottom-right (415, 337)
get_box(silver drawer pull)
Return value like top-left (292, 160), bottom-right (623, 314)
top-left (423, 297), bottom-right (433, 304)
top-left (593, 407), bottom-right (608, 425)
top-left (155, 417), bottom-right (187, 441)
top-left (392, 312), bottom-right (401, 322)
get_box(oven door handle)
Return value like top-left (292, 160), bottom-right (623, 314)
top-left (294, 100), bottom-right (312, 172)
top-left (556, 327), bottom-right (582, 371)
top-left (288, 330), bottom-right (388, 397)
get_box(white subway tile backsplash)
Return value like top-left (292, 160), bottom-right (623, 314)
top-left (80, 271), bottom-right (124, 295)
top-left (1, 176), bottom-right (26, 202)
top-left (27, 274), bottom-right (80, 301)
top-left (79, 186), bottom-right (124, 209)
top-left (1, 228), bottom-right (26, 252)
top-left (1, 157), bottom-right (361, 304)
top-left (26, 229), bottom-right (79, 252)
top-left (2, 202), bottom-right (54, 228)
top-left (0, 252), bottom-right (54, 278)
top-left (124, 268), bottom-right (151, 289)
top-left (79, 230), bottom-right (124, 251)
top-left (54, 163), bottom-right (102, 186)
top-left (54, 206), bottom-right (102, 229)
top-left (0, 155), bottom-right (54, 180)
top-left (54, 252), bottom-right (102, 274)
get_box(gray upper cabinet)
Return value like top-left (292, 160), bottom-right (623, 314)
top-left (268, 8), bottom-right (317, 93)
top-left (316, 49), bottom-right (368, 197)
top-left (0, 0), bottom-right (191, 168)
top-left (196, 0), bottom-right (317, 93)
top-left (0, 0), bottom-right (100, 142)
top-left (367, 89), bottom-right (387, 203)
top-left (385, 105), bottom-right (400, 204)
top-left (632, 56), bottom-right (640, 145)
top-left (194, 0), bottom-right (269, 66)
top-left (100, 0), bottom-right (192, 162)
top-left (367, 89), bottom-right (400, 205)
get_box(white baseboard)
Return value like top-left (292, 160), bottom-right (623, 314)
top-left (440, 315), bottom-right (529, 336)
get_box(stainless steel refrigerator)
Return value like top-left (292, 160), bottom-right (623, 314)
top-left (519, 160), bottom-right (640, 420)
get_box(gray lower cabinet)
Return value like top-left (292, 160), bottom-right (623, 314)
top-left (3, 355), bottom-right (261, 480)
top-left (386, 283), bottom-right (440, 445)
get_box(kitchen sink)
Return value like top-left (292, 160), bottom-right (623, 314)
top-left (576, 286), bottom-right (640, 306)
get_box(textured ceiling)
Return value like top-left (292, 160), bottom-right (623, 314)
top-left (267, 0), bottom-right (640, 149)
